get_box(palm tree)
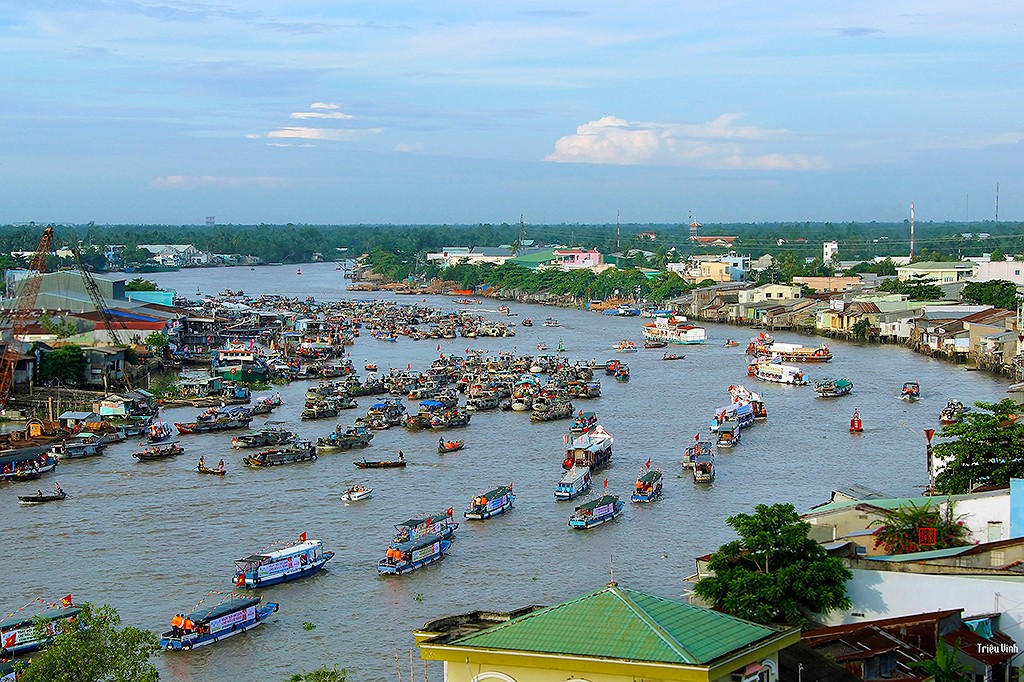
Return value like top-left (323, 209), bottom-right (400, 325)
top-left (910, 637), bottom-right (970, 681)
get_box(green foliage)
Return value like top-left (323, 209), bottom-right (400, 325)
top-left (302, 621), bottom-right (316, 631)
top-left (878, 273), bottom-right (945, 301)
top-left (289, 665), bottom-right (348, 682)
top-left (910, 637), bottom-right (971, 681)
top-left (16, 603), bottom-right (159, 682)
top-left (871, 500), bottom-right (970, 555)
top-left (850, 318), bottom-right (871, 339)
top-left (39, 315), bottom-right (79, 338)
top-left (989, 249), bottom-right (1006, 262)
top-left (960, 280), bottom-right (1020, 310)
top-left (693, 503), bottom-right (851, 626)
top-left (144, 331), bottom-right (169, 350)
top-left (124, 278), bottom-right (159, 291)
top-left (38, 345), bottom-right (89, 385)
top-left (933, 399), bottom-right (1024, 494)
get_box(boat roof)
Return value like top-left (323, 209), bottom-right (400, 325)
top-left (185, 595), bottom-right (262, 625)
top-left (719, 420), bottom-right (738, 428)
top-left (476, 486), bottom-right (511, 500)
top-left (575, 494), bottom-right (619, 511)
top-left (0, 606), bottom-right (81, 631)
top-left (637, 470), bottom-right (662, 484)
top-left (420, 400), bottom-right (444, 407)
top-left (236, 540), bottom-right (321, 563)
top-left (392, 533), bottom-right (444, 553)
top-left (695, 453), bottom-right (714, 464)
top-left (560, 466), bottom-right (590, 482)
top-left (0, 446), bottom-right (51, 466)
top-left (395, 512), bottom-right (451, 529)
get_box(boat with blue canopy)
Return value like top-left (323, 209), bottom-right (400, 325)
top-left (378, 533), bottom-right (451, 575)
top-left (232, 534), bottom-right (334, 588)
top-left (393, 508), bottom-right (458, 543)
top-left (159, 594), bottom-right (278, 651)
top-left (0, 601), bottom-right (80, 656)
top-left (569, 494), bottom-right (624, 529)
top-left (464, 484), bottom-right (515, 520)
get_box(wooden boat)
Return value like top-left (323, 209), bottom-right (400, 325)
top-left (631, 468), bottom-right (663, 503)
top-left (693, 453), bottom-right (715, 483)
top-left (159, 595), bottom-right (279, 651)
top-left (50, 434), bottom-right (106, 460)
top-left (613, 340), bottom-right (638, 352)
top-left (233, 535), bottom-right (334, 588)
top-left (147, 420), bottom-right (175, 442)
top-left (710, 403), bottom-right (754, 432)
top-left (316, 425), bottom-right (374, 454)
top-left (466, 395), bottom-right (501, 411)
top-left (393, 508), bottom-right (458, 543)
top-left (555, 465), bottom-right (591, 501)
top-left (175, 407), bottom-right (252, 434)
top-left (563, 425), bottom-right (613, 472)
top-left (133, 441), bottom-right (185, 461)
top-left (766, 342), bottom-right (833, 363)
top-left (681, 438), bottom-right (713, 469)
top-left (354, 456), bottom-right (406, 469)
top-left (464, 485), bottom-right (515, 520)
top-left (614, 365), bottom-right (630, 381)
top-left (0, 602), bottom-right (81, 655)
top-left (341, 485), bottom-right (373, 501)
top-left (300, 401), bottom-right (340, 420)
top-left (377, 533), bottom-right (451, 575)
top-left (522, 318), bottom-right (533, 327)
top-left (643, 340), bottom-right (667, 349)
top-left (716, 421), bottom-right (741, 448)
top-left (660, 353), bottom-right (685, 361)
top-left (724, 340), bottom-right (739, 347)
top-left (939, 399), bottom-right (969, 425)
top-left (243, 442), bottom-right (317, 467)
top-left (569, 411), bottom-right (598, 434)
top-left (901, 381), bottom-right (921, 402)
top-left (437, 440), bottom-right (465, 454)
top-left (641, 317), bottom-right (707, 345)
top-left (814, 377), bottom-right (854, 397)
top-left (232, 426), bottom-right (294, 449)
top-left (755, 362), bottom-right (808, 386)
top-left (543, 318), bottom-right (561, 327)
top-left (197, 465), bottom-right (226, 476)
top-left (18, 490), bottom-right (68, 504)
top-left (569, 494), bottom-right (624, 529)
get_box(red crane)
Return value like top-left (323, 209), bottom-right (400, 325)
top-left (0, 226), bottom-right (54, 407)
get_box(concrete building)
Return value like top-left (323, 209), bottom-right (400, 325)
top-left (823, 241), bottom-right (839, 261)
top-left (896, 261), bottom-right (977, 284)
top-left (974, 260), bottom-right (1024, 285)
top-left (792, 276), bottom-right (863, 293)
top-left (551, 248), bottom-right (602, 270)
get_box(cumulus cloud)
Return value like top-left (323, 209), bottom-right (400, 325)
top-left (267, 126), bottom-right (382, 142)
top-left (544, 114), bottom-right (828, 170)
top-left (148, 176), bottom-right (289, 190)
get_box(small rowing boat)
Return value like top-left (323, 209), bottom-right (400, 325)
top-left (133, 441), bottom-right (184, 461)
top-left (197, 466), bottom-right (226, 476)
top-left (18, 491), bottom-right (67, 504)
top-left (660, 353), bottom-right (685, 361)
top-left (437, 440), bottom-right (465, 454)
top-left (354, 456), bottom-right (406, 469)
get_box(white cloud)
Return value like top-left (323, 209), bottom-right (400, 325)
top-left (310, 102), bottom-right (342, 110)
top-left (266, 126), bottom-right (382, 142)
top-left (545, 114), bottom-right (828, 170)
top-left (246, 133), bottom-right (262, 139)
top-left (290, 111), bottom-right (353, 120)
top-left (148, 175), bottom-right (289, 190)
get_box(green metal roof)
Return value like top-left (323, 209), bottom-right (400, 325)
top-left (452, 583), bottom-right (780, 665)
top-left (808, 495), bottom-right (943, 515)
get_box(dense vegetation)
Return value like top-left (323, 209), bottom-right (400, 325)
top-left (933, 399), bottom-right (1024, 494)
top-left (870, 501), bottom-right (971, 554)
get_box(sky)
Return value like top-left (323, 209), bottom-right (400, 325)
top-left (2, 1), bottom-right (1023, 226)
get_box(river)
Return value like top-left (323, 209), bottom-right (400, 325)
top-left (2, 262), bottom-right (1011, 681)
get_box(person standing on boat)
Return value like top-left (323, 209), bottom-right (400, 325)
top-left (217, 459), bottom-right (225, 472)
top-left (439, 437), bottom-right (445, 449)
top-left (398, 451), bottom-right (405, 461)
top-left (198, 455), bottom-right (206, 470)
top-left (54, 482), bottom-right (64, 497)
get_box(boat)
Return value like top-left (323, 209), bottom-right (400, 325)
top-left (341, 484), bottom-right (373, 501)
top-left (643, 340), bottom-right (667, 349)
top-left (197, 465), bottom-right (226, 476)
top-left (300, 401), bottom-right (340, 420)
top-left (437, 439), bottom-right (465, 454)
top-left (233, 535), bottom-right (334, 588)
top-left (466, 395), bottom-right (501, 411)
top-left (640, 316), bottom-right (707, 345)
top-left (0, 450), bottom-right (57, 482)
top-left (354, 455), bottom-right (406, 468)
top-left (614, 365), bottom-right (630, 381)
top-left (0, 601), bottom-right (81, 656)
top-left (569, 410), bottom-right (598, 434)
top-left (243, 441), bottom-right (317, 467)
top-left (554, 465), bottom-right (592, 501)
top-left (728, 384), bottom-right (768, 421)
top-left (175, 407), bottom-right (252, 434)
top-left (536, 342), bottom-right (549, 351)
top-left (568, 494), bottom-right (624, 529)
top-left (710, 402), bottom-right (754, 431)
top-left (147, 420), bottom-right (175, 442)
top-left (464, 484), bottom-right (515, 520)
top-left (159, 594), bottom-right (279, 651)
top-left (660, 353), bottom-right (685, 361)
top-left (393, 508), bottom-right (458, 543)
top-left (724, 340), bottom-right (739, 347)
top-left (562, 425), bottom-right (613, 471)
top-left (814, 377), bottom-right (854, 398)
top-left (18, 490), bottom-right (68, 504)
top-left (613, 340), bottom-right (637, 352)
top-left (364, 363), bottom-right (378, 372)
top-left (377, 533), bottom-right (451, 575)
top-left (133, 441), bottom-right (185, 461)
top-left (693, 453), bottom-right (715, 483)
top-left (766, 342), bottom-right (833, 363)
top-left (315, 425), bottom-right (374, 454)
top-left (681, 438), bottom-right (713, 469)
top-left (631, 467), bottom-right (663, 503)
top-left (940, 399), bottom-right (969, 425)
top-left (901, 381), bottom-right (921, 402)
top-left (232, 425), bottom-right (294, 449)
top-left (522, 318), bottom-right (533, 327)
top-left (716, 421), bottom-right (741, 448)
top-left (755, 362), bottom-right (809, 386)
top-left (50, 433), bottom-right (106, 460)
top-left (542, 318), bottom-right (561, 327)
top-left (531, 399), bottom-right (574, 422)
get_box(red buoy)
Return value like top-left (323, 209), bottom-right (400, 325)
top-left (850, 408), bottom-right (863, 433)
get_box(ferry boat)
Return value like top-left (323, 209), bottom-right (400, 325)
top-left (0, 599), bottom-right (80, 656)
top-left (569, 494), bottom-right (624, 529)
top-left (378, 533), bottom-right (451, 575)
top-left (814, 377), bottom-right (854, 398)
top-left (939, 399), bottom-right (969, 425)
top-left (710, 403), bottom-right (754, 431)
top-left (341, 484), bottom-right (372, 501)
top-left (631, 467), bottom-right (663, 503)
top-left (681, 437), bottom-right (713, 469)
top-left (160, 594), bottom-right (279, 650)
top-left (562, 425), bottom-right (613, 471)
top-left (464, 484), bottom-right (515, 520)
top-left (133, 441), bottom-right (185, 461)
top-left (901, 381), bottom-right (921, 402)
top-left (693, 453), bottom-right (715, 483)
top-left (147, 420), bottom-right (175, 442)
top-left (233, 535), bottom-right (334, 587)
top-left (554, 465), bottom-right (592, 500)
top-left (767, 342), bottom-right (833, 363)
top-left (640, 316), bottom-right (707, 345)
top-left (50, 433), bottom-right (106, 460)
top-left (232, 425), bottom-right (294, 449)
top-left (393, 507), bottom-right (459, 543)
top-left (728, 385), bottom-right (768, 420)
top-left (755, 362), bottom-right (808, 386)
top-left (716, 421), bottom-right (741, 448)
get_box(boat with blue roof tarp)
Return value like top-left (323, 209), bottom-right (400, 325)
top-left (50, 433), bottom-right (106, 460)
top-left (232, 533), bottom-right (334, 588)
top-left (464, 484), bottom-right (515, 520)
top-left (378, 533), bottom-right (451, 575)
top-left (710, 402), bottom-right (754, 431)
top-left (393, 507), bottom-right (458, 543)
top-left (0, 599), bottom-right (80, 656)
top-left (569, 494), bottom-right (624, 529)
top-left (159, 594), bottom-right (278, 651)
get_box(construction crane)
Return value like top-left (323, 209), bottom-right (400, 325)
top-left (70, 243), bottom-right (134, 390)
top-left (0, 226), bottom-right (54, 407)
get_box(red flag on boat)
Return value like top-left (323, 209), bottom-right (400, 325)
top-left (406, 363), bottom-right (411, 370)
top-left (299, 532), bottom-right (307, 542)
top-left (446, 506), bottom-right (454, 517)
top-left (603, 478), bottom-right (608, 489)
top-left (61, 594), bottom-right (73, 607)
top-left (436, 344), bottom-right (441, 351)
top-left (465, 348), bottom-right (470, 353)
top-left (645, 458), bottom-right (651, 468)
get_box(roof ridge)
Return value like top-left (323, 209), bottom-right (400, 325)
top-left (610, 585), bottom-right (700, 664)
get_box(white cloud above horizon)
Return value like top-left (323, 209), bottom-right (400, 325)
top-left (148, 176), bottom-right (290, 190)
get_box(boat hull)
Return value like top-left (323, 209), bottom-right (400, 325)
top-left (160, 603), bottom-right (279, 650)
top-left (236, 554), bottom-right (334, 588)
top-left (569, 502), bottom-right (624, 529)
top-left (631, 488), bottom-right (662, 503)
top-left (464, 498), bottom-right (514, 520)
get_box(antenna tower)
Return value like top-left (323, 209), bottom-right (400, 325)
top-left (616, 210), bottom-right (621, 251)
top-left (909, 203), bottom-right (915, 259)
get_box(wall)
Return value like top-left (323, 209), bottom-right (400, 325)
top-left (975, 262), bottom-right (1024, 285)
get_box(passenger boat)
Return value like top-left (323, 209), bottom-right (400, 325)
top-left (901, 381), bottom-right (921, 402)
top-left (640, 316), bottom-right (707, 345)
top-left (710, 403), bottom-right (754, 431)
top-left (243, 441), bottom-right (317, 467)
top-left (133, 441), bottom-right (185, 461)
top-left (341, 484), bottom-right (372, 501)
top-left (614, 365), bottom-right (630, 381)
top-left (660, 353), bottom-right (685, 361)
top-left (315, 425), bottom-right (374, 454)
top-left (438, 439), bottom-right (465, 454)
top-left (814, 377), bottom-right (854, 398)
top-left (466, 394), bottom-right (501, 411)
top-left (681, 438), bottom-right (713, 469)
top-left (716, 421), bottom-right (741, 448)
top-left (0, 450), bottom-right (57, 482)
top-left (464, 484), bottom-right (515, 520)
top-left (939, 399), bottom-right (969, 425)
top-left (569, 410), bottom-right (598, 434)
top-left (354, 455), bottom-right (406, 468)
top-left (175, 407), bottom-right (252, 434)
top-left (393, 507), bottom-right (458, 542)
top-left (543, 318), bottom-right (561, 327)
top-left (631, 467), bottom-right (663, 503)
top-left (197, 465), bottom-right (226, 476)
top-left (18, 490), bottom-right (68, 504)
top-left (693, 453), bottom-right (715, 483)
top-left (250, 393), bottom-right (283, 415)
top-left (569, 494), bottom-right (624, 529)
top-left (562, 425), bottom-right (613, 471)
top-left (613, 340), bottom-right (637, 352)
top-left (0, 600), bottom-right (81, 656)
top-left (728, 384), bottom-right (768, 420)
top-left (50, 433), bottom-right (106, 460)
top-left (147, 420), bottom-right (175, 442)
top-left (522, 318), bottom-right (533, 327)
top-left (233, 535), bottom-right (334, 587)
top-left (377, 533), bottom-right (451, 575)
top-left (159, 594), bottom-right (279, 650)
top-left (554, 465), bottom-right (592, 500)
top-left (766, 342), bottom-right (833, 363)
top-left (755, 362), bottom-right (808, 386)
top-left (232, 425), bottom-right (294, 449)
top-left (531, 399), bottom-right (574, 422)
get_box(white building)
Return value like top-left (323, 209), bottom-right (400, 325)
top-left (973, 260), bottom-right (1024, 286)
top-left (823, 241), bottom-right (839, 262)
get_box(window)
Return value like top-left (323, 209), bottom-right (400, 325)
top-left (988, 521), bottom-right (1003, 542)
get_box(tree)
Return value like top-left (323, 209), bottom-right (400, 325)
top-left (124, 278), bottom-right (159, 292)
top-left (871, 500), bottom-right (970, 555)
top-left (38, 345), bottom-right (89, 386)
top-left (909, 637), bottom-right (970, 681)
top-left (850, 318), bottom-right (871, 339)
top-left (933, 399), bottom-right (1024, 494)
top-left (878, 274), bottom-right (945, 301)
top-left (17, 603), bottom-right (159, 682)
top-left (960, 280), bottom-right (1019, 310)
top-left (989, 249), bottom-right (1006, 262)
top-left (144, 331), bottom-right (169, 351)
top-left (289, 665), bottom-right (348, 682)
top-left (40, 315), bottom-right (79, 339)
top-left (693, 503), bottom-right (852, 625)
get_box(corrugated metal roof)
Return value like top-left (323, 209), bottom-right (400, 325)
top-left (452, 583), bottom-right (780, 665)
top-left (866, 545), bottom-right (974, 562)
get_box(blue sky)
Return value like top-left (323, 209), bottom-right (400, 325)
top-left (3, 1), bottom-right (1022, 225)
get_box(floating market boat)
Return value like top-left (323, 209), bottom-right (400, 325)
top-left (393, 508), bottom-right (458, 543)
top-left (640, 316), bottom-right (707, 345)
top-left (766, 342), bottom-right (833, 363)
top-left (562, 425), bottom-right (613, 472)
top-left (0, 450), bottom-right (57, 482)
top-left (613, 340), bottom-right (637, 352)
top-left (613, 365), bottom-right (630, 381)
top-left (133, 441), bottom-right (185, 461)
top-left (197, 464), bottom-right (226, 476)
top-left (147, 420), bottom-right (175, 442)
top-left (437, 439), bottom-right (465, 454)
top-left (710, 402), bottom-right (754, 431)
top-left (159, 594), bottom-right (279, 651)
top-left (243, 441), bottom-right (317, 467)
top-left (643, 340), bottom-right (667, 349)
top-left (233, 535), bottom-right (334, 588)
top-left (631, 467), bottom-right (663, 503)
top-left (341, 484), bottom-right (372, 501)
top-left (569, 411), bottom-right (598, 434)
top-left (378, 533), bottom-right (451, 575)
top-left (554, 465), bottom-right (592, 501)
top-left (0, 600), bottom-right (81, 656)
top-left (681, 437), bottom-right (713, 469)
top-left (232, 425), bottom-right (294, 449)
top-left (814, 377), bottom-right (854, 398)
top-left (660, 353), bottom-right (685, 361)
top-left (49, 433), bottom-right (105, 460)
top-left (175, 407), bottom-right (252, 434)
top-left (569, 494), bottom-right (624, 529)
top-left (464, 484), bottom-right (515, 520)
top-left (716, 421), bottom-right (741, 448)
top-left (939, 399), bottom-right (969, 425)
top-left (901, 381), bottom-right (921, 402)
top-left (315, 425), bottom-right (374, 454)
top-left (693, 453), bottom-right (715, 483)
top-left (354, 455), bottom-right (406, 468)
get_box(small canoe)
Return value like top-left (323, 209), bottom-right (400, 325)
top-left (660, 354), bottom-right (685, 361)
top-left (18, 492), bottom-right (67, 504)
top-left (197, 466), bottom-right (226, 476)
top-left (354, 459), bottom-right (406, 469)
top-left (438, 441), bottom-right (465, 454)
top-left (342, 486), bottom-right (373, 501)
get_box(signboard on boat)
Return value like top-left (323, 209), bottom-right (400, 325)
top-left (411, 542), bottom-right (440, 563)
top-left (594, 502), bottom-right (615, 517)
top-left (1, 620), bottom-right (55, 651)
top-left (208, 606), bottom-right (256, 635)
top-left (257, 556), bottom-right (298, 578)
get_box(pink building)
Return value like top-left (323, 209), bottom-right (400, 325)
top-left (551, 249), bottom-right (602, 271)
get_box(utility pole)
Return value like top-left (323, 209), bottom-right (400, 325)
top-left (519, 214), bottom-right (525, 253)
top-left (909, 203), bottom-right (915, 260)
top-left (616, 210), bottom-right (621, 251)
top-left (996, 182), bottom-right (1000, 224)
